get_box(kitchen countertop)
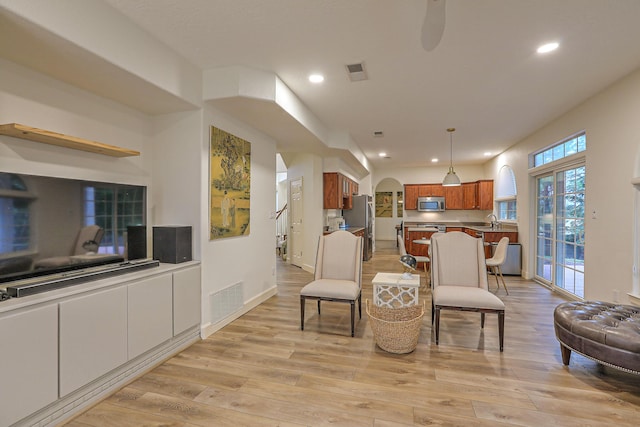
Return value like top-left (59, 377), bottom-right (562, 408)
top-left (324, 226), bottom-right (364, 235)
top-left (403, 221), bottom-right (517, 233)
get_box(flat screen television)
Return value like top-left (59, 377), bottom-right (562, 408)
top-left (0, 172), bottom-right (147, 286)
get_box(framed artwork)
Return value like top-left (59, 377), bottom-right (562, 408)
top-left (375, 191), bottom-right (393, 217)
top-left (397, 191), bottom-right (403, 217)
top-left (209, 126), bottom-right (251, 239)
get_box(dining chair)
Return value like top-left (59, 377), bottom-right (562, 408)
top-left (486, 237), bottom-right (510, 294)
top-left (300, 230), bottom-right (363, 337)
top-left (430, 231), bottom-right (505, 351)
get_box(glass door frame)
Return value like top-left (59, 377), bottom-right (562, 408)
top-left (531, 158), bottom-right (586, 298)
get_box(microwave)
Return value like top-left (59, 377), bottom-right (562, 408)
top-left (417, 196), bottom-right (445, 212)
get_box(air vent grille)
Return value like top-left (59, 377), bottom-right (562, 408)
top-left (346, 62), bottom-right (368, 82)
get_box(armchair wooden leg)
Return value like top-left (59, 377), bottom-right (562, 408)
top-left (498, 310), bottom-right (505, 352)
top-left (317, 300), bottom-right (321, 314)
top-left (435, 307), bottom-right (441, 345)
top-left (300, 296), bottom-right (305, 331)
top-left (350, 302), bottom-right (355, 337)
top-left (358, 293), bottom-right (362, 319)
top-left (481, 312), bottom-right (485, 328)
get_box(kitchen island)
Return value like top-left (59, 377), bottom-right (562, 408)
top-left (402, 221), bottom-right (518, 268)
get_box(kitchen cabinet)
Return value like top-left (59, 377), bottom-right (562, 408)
top-left (404, 184), bottom-right (420, 210)
top-left (405, 229), bottom-right (435, 257)
top-left (444, 185), bottom-right (463, 209)
top-left (477, 180), bottom-right (494, 210)
top-left (480, 230), bottom-right (518, 258)
top-left (59, 286), bottom-right (128, 397)
top-left (0, 303), bottom-right (58, 427)
top-left (463, 182), bottom-right (478, 209)
top-left (404, 184), bottom-right (445, 210)
top-left (446, 227), bottom-right (464, 232)
top-left (404, 181), bottom-right (492, 210)
top-left (323, 172), bottom-right (358, 209)
top-left (418, 184), bottom-right (444, 197)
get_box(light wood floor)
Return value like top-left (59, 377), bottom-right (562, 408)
top-left (63, 241), bottom-right (640, 426)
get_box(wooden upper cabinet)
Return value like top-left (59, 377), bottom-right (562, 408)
top-left (404, 184), bottom-right (420, 210)
top-left (418, 184), bottom-right (444, 197)
top-left (477, 180), bottom-right (494, 210)
top-left (444, 186), bottom-right (463, 210)
top-left (404, 180), bottom-right (493, 210)
top-left (323, 172), bottom-right (358, 209)
top-left (323, 173), bottom-right (343, 209)
top-left (462, 182), bottom-right (478, 209)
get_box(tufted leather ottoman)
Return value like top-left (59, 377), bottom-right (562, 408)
top-left (554, 301), bottom-right (640, 374)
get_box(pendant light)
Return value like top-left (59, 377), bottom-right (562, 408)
top-left (442, 127), bottom-right (461, 187)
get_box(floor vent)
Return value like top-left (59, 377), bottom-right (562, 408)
top-left (209, 281), bottom-right (243, 324)
top-left (346, 62), bottom-right (368, 82)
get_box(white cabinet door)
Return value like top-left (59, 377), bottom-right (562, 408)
top-left (59, 286), bottom-right (127, 397)
top-left (0, 304), bottom-right (58, 426)
top-left (128, 273), bottom-right (173, 359)
top-left (173, 265), bottom-right (201, 335)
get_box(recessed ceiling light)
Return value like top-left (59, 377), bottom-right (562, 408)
top-left (431, 158), bottom-right (438, 163)
top-left (308, 74), bottom-right (324, 83)
top-left (378, 152), bottom-right (387, 157)
top-left (537, 42), bottom-right (559, 54)
top-left (484, 152), bottom-right (492, 157)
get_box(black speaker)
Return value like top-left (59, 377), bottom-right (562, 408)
top-left (153, 226), bottom-right (192, 264)
top-left (126, 225), bottom-right (147, 260)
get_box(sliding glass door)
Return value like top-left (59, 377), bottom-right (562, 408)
top-left (535, 166), bottom-right (585, 298)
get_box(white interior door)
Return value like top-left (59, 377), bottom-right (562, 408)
top-left (289, 177), bottom-right (304, 268)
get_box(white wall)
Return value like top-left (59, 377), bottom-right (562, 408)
top-left (196, 105), bottom-right (278, 335)
top-left (484, 68), bottom-right (640, 304)
top-left (0, 57), bottom-right (153, 198)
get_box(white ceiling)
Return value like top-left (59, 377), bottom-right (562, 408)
top-left (9, 0), bottom-right (640, 171)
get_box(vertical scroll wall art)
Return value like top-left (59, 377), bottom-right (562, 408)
top-left (209, 126), bottom-right (251, 239)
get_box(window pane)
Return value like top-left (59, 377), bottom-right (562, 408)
top-left (552, 144), bottom-right (564, 161)
top-left (577, 134), bottom-right (586, 151)
top-left (565, 138), bottom-right (577, 156)
top-left (535, 153), bottom-right (543, 167)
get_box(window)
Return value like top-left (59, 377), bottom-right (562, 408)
top-left (532, 133), bottom-right (586, 168)
top-left (495, 165), bottom-right (517, 221)
top-left (84, 185), bottom-right (146, 254)
top-left (0, 173), bottom-right (33, 255)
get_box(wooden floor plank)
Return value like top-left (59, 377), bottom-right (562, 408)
top-left (60, 241), bottom-right (640, 426)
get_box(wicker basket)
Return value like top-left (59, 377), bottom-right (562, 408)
top-left (366, 299), bottom-right (425, 354)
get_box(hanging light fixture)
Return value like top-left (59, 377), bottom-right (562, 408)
top-left (442, 127), bottom-right (461, 187)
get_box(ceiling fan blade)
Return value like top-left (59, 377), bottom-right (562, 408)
top-left (421, 0), bottom-right (446, 52)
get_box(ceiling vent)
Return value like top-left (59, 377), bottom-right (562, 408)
top-left (373, 131), bottom-right (384, 137)
top-left (346, 62), bottom-right (368, 82)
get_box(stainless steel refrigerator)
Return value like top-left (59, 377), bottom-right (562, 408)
top-left (342, 194), bottom-right (373, 260)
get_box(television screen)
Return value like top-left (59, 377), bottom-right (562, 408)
top-left (0, 172), bottom-right (147, 285)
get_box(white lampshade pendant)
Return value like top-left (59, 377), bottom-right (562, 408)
top-left (442, 127), bottom-right (461, 187)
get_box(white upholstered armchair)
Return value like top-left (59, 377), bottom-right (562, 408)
top-left (430, 231), bottom-right (505, 351)
top-left (300, 230), bottom-right (363, 337)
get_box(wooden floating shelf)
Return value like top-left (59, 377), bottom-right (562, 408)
top-left (0, 123), bottom-right (140, 157)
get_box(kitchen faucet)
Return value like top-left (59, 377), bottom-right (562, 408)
top-left (487, 213), bottom-right (499, 229)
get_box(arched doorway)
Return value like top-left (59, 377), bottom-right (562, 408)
top-left (374, 178), bottom-right (403, 247)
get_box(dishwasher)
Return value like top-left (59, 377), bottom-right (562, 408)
top-left (490, 242), bottom-right (521, 275)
